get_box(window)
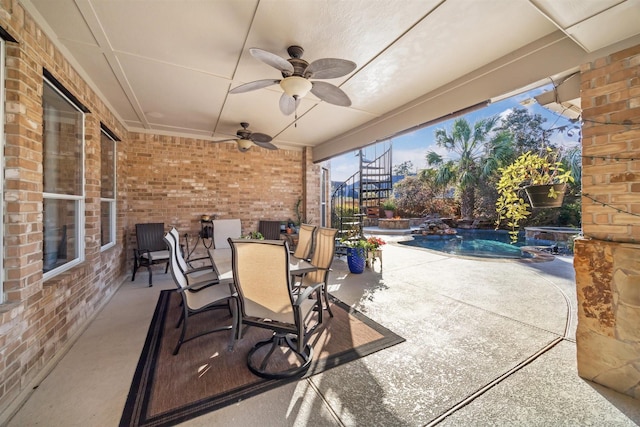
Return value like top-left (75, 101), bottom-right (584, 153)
top-left (100, 128), bottom-right (116, 249)
top-left (42, 80), bottom-right (85, 278)
top-left (0, 37), bottom-right (4, 303)
top-left (321, 167), bottom-right (329, 227)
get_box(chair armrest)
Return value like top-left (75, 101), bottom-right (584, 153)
top-left (184, 264), bottom-right (214, 274)
top-left (294, 282), bottom-right (322, 306)
top-left (176, 279), bottom-right (221, 293)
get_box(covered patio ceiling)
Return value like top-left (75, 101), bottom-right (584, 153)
top-left (21, 0), bottom-right (640, 161)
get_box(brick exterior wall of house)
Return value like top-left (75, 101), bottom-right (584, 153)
top-left (574, 44), bottom-right (640, 399)
top-left (0, 2), bottom-right (319, 419)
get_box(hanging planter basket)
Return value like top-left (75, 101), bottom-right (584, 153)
top-left (524, 184), bottom-right (566, 208)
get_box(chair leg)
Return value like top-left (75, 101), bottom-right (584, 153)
top-left (173, 304), bottom-right (189, 355)
top-left (175, 311), bottom-right (184, 329)
top-left (164, 261), bottom-right (169, 274)
top-left (323, 285), bottom-right (334, 318)
top-left (147, 265), bottom-right (153, 287)
top-left (247, 332), bottom-right (313, 379)
top-left (131, 252), bottom-right (139, 281)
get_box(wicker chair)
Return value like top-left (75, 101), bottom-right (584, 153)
top-left (258, 220), bottom-right (282, 240)
top-left (132, 223), bottom-right (170, 287)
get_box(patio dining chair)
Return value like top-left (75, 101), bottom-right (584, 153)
top-left (229, 238), bottom-right (322, 379)
top-left (212, 219), bottom-right (242, 249)
top-left (294, 227), bottom-right (338, 318)
top-left (132, 222), bottom-right (170, 287)
top-left (293, 223), bottom-right (317, 260)
top-left (167, 228), bottom-right (218, 289)
top-left (164, 232), bottom-right (238, 355)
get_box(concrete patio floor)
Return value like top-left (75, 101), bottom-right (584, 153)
top-left (7, 235), bottom-right (640, 426)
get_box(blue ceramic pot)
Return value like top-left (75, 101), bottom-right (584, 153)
top-left (346, 247), bottom-right (366, 274)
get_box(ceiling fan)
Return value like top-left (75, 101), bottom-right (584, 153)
top-left (215, 122), bottom-right (277, 152)
top-left (230, 45), bottom-right (356, 115)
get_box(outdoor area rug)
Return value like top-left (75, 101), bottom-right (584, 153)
top-left (119, 289), bottom-right (405, 427)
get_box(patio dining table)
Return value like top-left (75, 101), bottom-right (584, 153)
top-left (208, 248), bottom-right (317, 285)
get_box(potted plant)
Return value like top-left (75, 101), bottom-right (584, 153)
top-left (381, 199), bottom-right (397, 218)
top-left (342, 238), bottom-right (369, 274)
top-left (365, 236), bottom-right (386, 268)
top-left (242, 231), bottom-right (264, 240)
top-left (495, 149), bottom-right (574, 243)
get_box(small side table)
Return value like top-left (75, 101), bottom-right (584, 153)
top-left (185, 219), bottom-right (213, 264)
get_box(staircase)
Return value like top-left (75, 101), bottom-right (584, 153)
top-left (331, 143), bottom-right (393, 255)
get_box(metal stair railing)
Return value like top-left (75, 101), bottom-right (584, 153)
top-left (331, 143), bottom-right (393, 255)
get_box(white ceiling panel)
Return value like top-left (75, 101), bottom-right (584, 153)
top-left (565, 1), bottom-right (640, 51)
top-left (20, 0), bottom-right (640, 160)
top-left (90, 0), bottom-right (256, 78)
top-left (530, 0), bottom-right (625, 28)
top-left (56, 40), bottom-right (139, 122)
top-left (118, 54), bottom-right (231, 133)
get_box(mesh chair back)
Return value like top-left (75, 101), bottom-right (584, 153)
top-left (164, 232), bottom-right (188, 291)
top-left (304, 227), bottom-right (337, 284)
top-left (258, 220), bottom-right (282, 240)
top-left (212, 219), bottom-right (241, 249)
top-left (135, 223), bottom-right (166, 252)
top-left (168, 228), bottom-right (190, 273)
top-left (230, 239), bottom-right (294, 325)
top-left (293, 224), bottom-right (316, 260)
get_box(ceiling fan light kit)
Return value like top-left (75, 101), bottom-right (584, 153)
top-left (214, 122), bottom-right (277, 152)
top-left (280, 76), bottom-right (312, 99)
top-left (236, 138), bottom-right (253, 152)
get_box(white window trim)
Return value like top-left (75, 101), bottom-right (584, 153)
top-left (0, 38), bottom-right (5, 303)
top-left (42, 79), bottom-right (86, 280)
top-left (100, 129), bottom-right (116, 251)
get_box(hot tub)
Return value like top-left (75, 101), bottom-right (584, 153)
top-left (378, 218), bottom-right (410, 229)
top-left (524, 226), bottom-right (580, 253)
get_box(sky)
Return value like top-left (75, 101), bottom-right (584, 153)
top-left (328, 83), bottom-right (581, 182)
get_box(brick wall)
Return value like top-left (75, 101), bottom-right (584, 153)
top-left (574, 44), bottom-right (640, 398)
top-left (122, 132), bottom-right (310, 265)
top-left (0, 2), bottom-right (318, 420)
top-left (0, 1), bottom-right (128, 416)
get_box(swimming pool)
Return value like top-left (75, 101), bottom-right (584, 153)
top-left (399, 229), bottom-right (532, 259)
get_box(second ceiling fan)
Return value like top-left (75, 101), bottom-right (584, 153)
top-left (215, 122), bottom-right (277, 152)
top-left (230, 45), bottom-right (356, 115)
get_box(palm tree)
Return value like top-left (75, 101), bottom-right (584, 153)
top-left (425, 116), bottom-right (512, 220)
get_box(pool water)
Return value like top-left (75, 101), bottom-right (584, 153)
top-left (399, 229), bottom-right (533, 259)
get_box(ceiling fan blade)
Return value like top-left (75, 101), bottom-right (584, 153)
top-left (229, 79), bottom-right (280, 94)
top-left (249, 132), bottom-right (272, 143)
top-left (310, 81), bottom-right (352, 107)
top-left (249, 48), bottom-right (294, 74)
top-left (253, 140), bottom-right (278, 150)
top-left (212, 138), bottom-right (236, 143)
top-left (306, 58), bottom-right (357, 79)
top-left (279, 93), bottom-right (298, 115)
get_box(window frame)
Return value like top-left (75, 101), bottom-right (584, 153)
top-left (100, 127), bottom-right (117, 251)
top-left (0, 37), bottom-right (5, 303)
top-left (42, 78), bottom-right (86, 280)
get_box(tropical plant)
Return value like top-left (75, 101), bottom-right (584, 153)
top-left (393, 160), bottom-right (414, 177)
top-left (426, 116), bottom-right (512, 220)
top-left (495, 149), bottom-right (574, 243)
top-left (243, 231), bottom-right (264, 240)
